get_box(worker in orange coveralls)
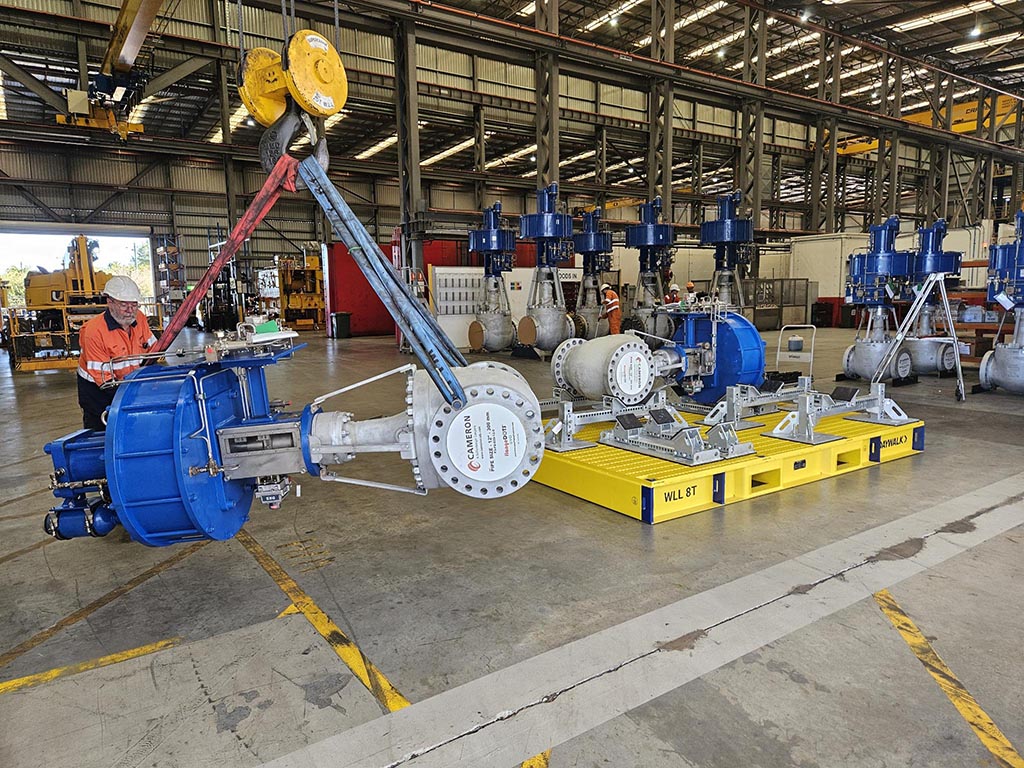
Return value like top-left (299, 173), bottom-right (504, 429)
top-left (599, 282), bottom-right (621, 334)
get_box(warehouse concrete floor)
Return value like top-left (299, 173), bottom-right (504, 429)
top-left (1, 328), bottom-right (1022, 767)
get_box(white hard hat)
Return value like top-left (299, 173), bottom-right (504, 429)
top-left (103, 275), bottom-right (143, 303)
top-left (600, 283), bottom-right (611, 291)
top-left (670, 283), bottom-right (680, 292)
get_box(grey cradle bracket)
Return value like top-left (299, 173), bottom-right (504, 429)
top-left (598, 404), bottom-right (755, 467)
top-left (698, 376), bottom-right (814, 430)
top-left (764, 382), bottom-right (914, 445)
top-left (544, 389), bottom-right (672, 453)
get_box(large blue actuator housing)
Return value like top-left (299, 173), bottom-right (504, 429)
top-left (44, 349), bottom-right (546, 546)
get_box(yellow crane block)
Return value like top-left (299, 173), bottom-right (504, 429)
top-left (239, 30), bottom-right (348, 127)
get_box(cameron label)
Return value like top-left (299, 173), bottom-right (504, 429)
top-left (614, 350), bottom-right (651, 396)
top-left (446, 403), bottom-right (527, 480)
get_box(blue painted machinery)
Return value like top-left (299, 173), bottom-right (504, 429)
top-left (980, 209), bottom-right (1024, 394)
top-left (572, 209), bottom-right (613, 340)
top-left (843, 216), bottom-right (965, 396)
top-left (43, 158), bottom-right (545, 545)
top-left (701, 191), bottom-right (754, 308)
top-left (467, 202), bottom-right (517, 352)
top-left (842, 216), bottom-right (916, 382)
top-left (655, 307), bottom-right (766, 404)
top-left (903, 219), bottom-right (963, 377)
top-left (518, 183), bottom-right (574, 351)
top-left (552, 302), bottom-right (765, 407)
top-left (623, 197), bottom-right (675, 345)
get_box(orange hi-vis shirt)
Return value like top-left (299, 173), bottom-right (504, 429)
top-left (78, 310), bottom-right (157, 386)
top-left (601, 288), bottom-right (620, 317)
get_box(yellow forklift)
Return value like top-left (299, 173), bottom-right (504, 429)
top-left (7, 236), bottom-right (112, 371)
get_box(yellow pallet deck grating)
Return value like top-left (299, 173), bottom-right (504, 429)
top-left (534, 408), bottom-right (925, 524)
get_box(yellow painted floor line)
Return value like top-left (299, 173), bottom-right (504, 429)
top-left (236, 529), bottom-right (411, 712)
top-left (250, 532), bottom-right (550, 764)
top-left (874, 589), bottom-right (1024, 768)
top-left (0, 540), bottom-right (208, 670)
top-left (0, 538), bottom-right (55, 567)
top-left (521, 749), bottom-right (552, 767)
top-left (0, 638), bottom-right (179, 695)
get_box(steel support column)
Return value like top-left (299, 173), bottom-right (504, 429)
top-left (691, 141), bottom-right (704, 225)
top-left (394, 20), bottom-right (423, 273)
top-left (595, 125), bottom-right (608, 211)
top-left (980, 93), bottom-right (998, 221)
top-left (769, 154), bottom-right (783, 230)
top-left (534, 0), bottom-right (559, 187)
top-left (1011, 102), bottom-right (1024, 212)
top-left (929, 75), bottom-right (955, 222)
top-left (738, 5), bottom-right (766, 228)
top-left (810, 34), bottom-right (842, 232)
top-left (216, 60), bottom-right (237, 227)
top-left (646, 0), bottom-right (674, 211)
top-left (919, 145), bottom-right (946, 222)
top-left (873, 52), bottom-right (902, 221)
top-left (473, 104), bottom-right (486, 209)
top-left (71, 0), bottom-right (88, 90)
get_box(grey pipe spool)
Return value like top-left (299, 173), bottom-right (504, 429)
top-left (468, 312), bottom-right (516, 352)
top-left (409, 365), bottom-right (544, 498)
top-left (550, 334), bottom-right (656, 404)
top-left (842, 339), bottom-right (913, 381)
top-left (904, 337), bottom-right (956, 375)
top-left (518, 306), bottom-right (574, 351)
top-left (979, 344), bottom-right (1024, 393)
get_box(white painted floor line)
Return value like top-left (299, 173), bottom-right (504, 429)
top-left (262, 473), bottom-right (1024, 768)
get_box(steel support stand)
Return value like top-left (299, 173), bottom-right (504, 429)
top-left (870, 272), bottom-right (965, 401)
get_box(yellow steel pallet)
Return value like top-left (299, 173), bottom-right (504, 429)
top-left (14, 357), bottom-right (79, 372)
top-left (534, 409), bottom-right (925, 524)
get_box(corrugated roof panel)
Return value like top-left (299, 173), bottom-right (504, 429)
top-left (0, 147), bottom-right (65, 179)
top-left (375, 183), bottom-right (401, 207)
top-left (171, 163), bottom-right (227, 194)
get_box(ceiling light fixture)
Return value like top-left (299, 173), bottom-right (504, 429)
top-left (687, 18), bottom-right (777, 59)
top-left (355, 135), bottom-right (398, 160)
top-left (583, 0), bottom-right (645, 32)
top-left (485, 143), bottom-right (539, 169)
top-left (421, 135), bottom-right (484, 167)
top-left (634, 1), bottom-right (729, 49)
top-left (892, 0), bottom-right (1013, 33)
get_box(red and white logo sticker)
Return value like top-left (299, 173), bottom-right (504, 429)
top-left (615, 350), bottom-right (652, 396)
top-left (445, 403), bottom-right (527, 480)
